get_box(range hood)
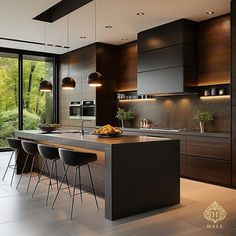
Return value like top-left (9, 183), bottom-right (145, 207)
top-left (137, 19), bottom-right (198, 95)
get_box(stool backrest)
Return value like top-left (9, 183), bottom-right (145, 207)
top-left (38, 144), bottom-right (59, 160)
top-left (7, 138), bottom-right (22, 150)
top-left (21, 141), bottom-right (39, 155)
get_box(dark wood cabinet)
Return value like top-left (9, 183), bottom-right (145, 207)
top-left (123, 129), bottom-right (231, 186)
top-left (198, 14), bottom-right (230, 85)
top-left (184, 136), bottom-right (231, 160)
top-left (117, 41), bottom-right (137, 91)
top-left (184, 155), bottom-right (231, 185)
top-left (138, 19), bottom-right (197, 53)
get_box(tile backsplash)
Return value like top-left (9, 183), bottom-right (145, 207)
top-left (118, 96), bottom-right (230, 132)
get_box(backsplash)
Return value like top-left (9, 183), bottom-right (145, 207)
top-left (118, 96), bottom-right (230, 132)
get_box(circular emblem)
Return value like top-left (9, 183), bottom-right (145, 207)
top-left (204, 201), bottom-right (226, 224)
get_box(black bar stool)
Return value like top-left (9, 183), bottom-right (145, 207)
top-left (32, 144), bottom-right (71, 206)
top-left (51, 148), bottom-right (99, 219)
top-left (16, 140), bottom-right (40, 194)
top-left (2, 138), bottom-right (22, 186)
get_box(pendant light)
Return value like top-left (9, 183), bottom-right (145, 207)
top-left (62, 14), bottom-right (76, 90)
top-left (39, 17), bottom-right (53, 92)
top-left (87, 0), bottom-right (103, 87)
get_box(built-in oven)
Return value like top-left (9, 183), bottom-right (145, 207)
top-left (69, 101), bottom-right (96, 120)
top-left (81, 100), bottom-right (96, 120)
top-left (69, 101), bottom-right (82, 119)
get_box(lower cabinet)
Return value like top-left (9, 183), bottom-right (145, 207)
top-left (183, 155), bottom-right (231, 185)
top-left (123, 129), bottom-right (231, 186)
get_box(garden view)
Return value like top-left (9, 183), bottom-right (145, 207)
top-left (0, 54), bottom-right (54, 148)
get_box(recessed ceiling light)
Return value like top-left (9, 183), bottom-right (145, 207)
top-left (122, 38), bottom-right (128, 41)
top-left (80, 36), bottom-right (86, 39)
top-left (206, 11), bottom-right (215, 15)
top-left (136, 12), bottom-right (145, 16)
top-left (105, 25), bottom-right (112, 29)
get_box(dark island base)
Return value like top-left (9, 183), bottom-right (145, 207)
top-left (15, 131), bottom-right (180, 220)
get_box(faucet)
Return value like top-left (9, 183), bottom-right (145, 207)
top-left (81, 120), bottom-right (91, 135)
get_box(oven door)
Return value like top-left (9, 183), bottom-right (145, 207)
top-left (69, 105), bottom-right (82, 119)
top-left (81, 105), bottom-right (96, 120)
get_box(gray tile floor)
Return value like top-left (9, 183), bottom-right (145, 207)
top-left (0, 151), bottom-right (236, 236)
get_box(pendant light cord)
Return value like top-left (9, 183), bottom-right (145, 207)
top-left (67, 14), bottom-right (70, 76)
top-left (44, 13), bottom-right (47, 80)
top-left (95, 0), bottom-right (96, 43)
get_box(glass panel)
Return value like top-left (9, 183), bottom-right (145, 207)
top-left (23, 55), bottom-right (54, 130)
top-left (0, 53), bottom-right (18, 148)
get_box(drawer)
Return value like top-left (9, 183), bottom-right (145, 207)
top-left (184, 155), bottom-right (231, 185)
top-left (184, 136), bottom-right (230, 160)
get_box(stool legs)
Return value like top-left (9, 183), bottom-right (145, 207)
top-left (26, 155), bottom-right (37, 194)
top-left (2, 150), bottom-right (15, 181)
top-left (51, 166), bottom-right (70, 209)
top-left (87, 164), bottom-right (99, 210)
top-left (10, 150), bottom-right (19, 187)
top-left (32, 159), bottom-right (47, 197)
top-left (16, 154), bottom-right (29, 189)
top-left (71, 167), bottom-right (78, 219)
top-left (46, 160), bottom-right (56, 206)
top-left (78, 167), bottom-right (82, 202)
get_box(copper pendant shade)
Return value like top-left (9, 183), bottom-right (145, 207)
top-left (62, 76), bottom-right (76, 90)
top-left (88, 72), bottom-right (103, 87)
top-left (39, 80), bottom-right (52, 92)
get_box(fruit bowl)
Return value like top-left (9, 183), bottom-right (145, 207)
top-left (93, 124), bottom-right (123, 138)
top-left (39, 124), bottom-right (61, 133)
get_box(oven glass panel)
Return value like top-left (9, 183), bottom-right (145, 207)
top-left (70, 106), bottom-right (82, 116)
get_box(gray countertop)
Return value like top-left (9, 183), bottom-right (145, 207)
top-left (122, 127), bottom-right (230, 138)
top-left (15, 130), bottom-right (173, 152)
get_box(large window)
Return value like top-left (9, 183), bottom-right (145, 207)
top-left (0, 52), bottom-right (56, 149)
top-left (23, 56), bottom-right (54, 129)
top-left (0, 53), bottom-right (19, 148)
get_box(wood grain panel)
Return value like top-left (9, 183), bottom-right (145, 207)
top-left (184, 135), bottom-right (231, 160)
top-left (117, 41), bottom-right (137, 92)
top-left (198, 14), bottom-right (230, 85)
top-left (185, 155), bottom-right (231, 186)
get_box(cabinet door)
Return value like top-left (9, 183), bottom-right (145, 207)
top-left (184, 136), bottom-right (231, 160)
top-left (138, 45), bottom-right (184, 72)
top-left (184, 155), bottom-right (231, 185)
top-left (138, 19), bottom-right (197, 53)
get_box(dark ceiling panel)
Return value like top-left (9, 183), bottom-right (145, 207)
top-left (33, 0), bottom-right (93, 23)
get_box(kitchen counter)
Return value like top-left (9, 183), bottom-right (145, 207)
top-left (15, 130), bottom-right (180, 221)
top-left (122, 127), bottom-right (230, 138)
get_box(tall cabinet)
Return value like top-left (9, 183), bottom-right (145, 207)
top-left (58, 43), bottom-right (117, 128)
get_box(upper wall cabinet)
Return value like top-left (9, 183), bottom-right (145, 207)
top-left (198, 15), bottom-right (230, 86)
top-left (138, 19), bottom-right (197, 53)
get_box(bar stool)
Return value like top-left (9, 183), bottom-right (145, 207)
top-left (2, 138), bottom-right (22, 186)
top-left (32, 144), bottom-right (71, 206)
top-left (16, 140), bottom-right (40, 194)
top-left (51, 148), bottom-right (99, 219)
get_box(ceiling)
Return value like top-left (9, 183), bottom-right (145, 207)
top-left (0, 0), bottom-right (230, 55)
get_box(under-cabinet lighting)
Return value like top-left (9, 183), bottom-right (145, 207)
top-left (119, 98), bottom-right (156, 102)
top-left (200, 95), bottom-right (230, 99)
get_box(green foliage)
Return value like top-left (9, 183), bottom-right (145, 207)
top-left (193, 110), bottom-right (214, 122)
top-left (0, 109), bottom-right (40, 147)
top-left (0, 56), bottom-right (54, 147)
top-left (116, 107), bottom-right (135, 121)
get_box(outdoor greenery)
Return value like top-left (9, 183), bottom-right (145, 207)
top-left (0, 56), bottom-right (53, 148)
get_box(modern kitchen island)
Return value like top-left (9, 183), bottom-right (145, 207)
top-left (15, 130), bottom-right (180, 221)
